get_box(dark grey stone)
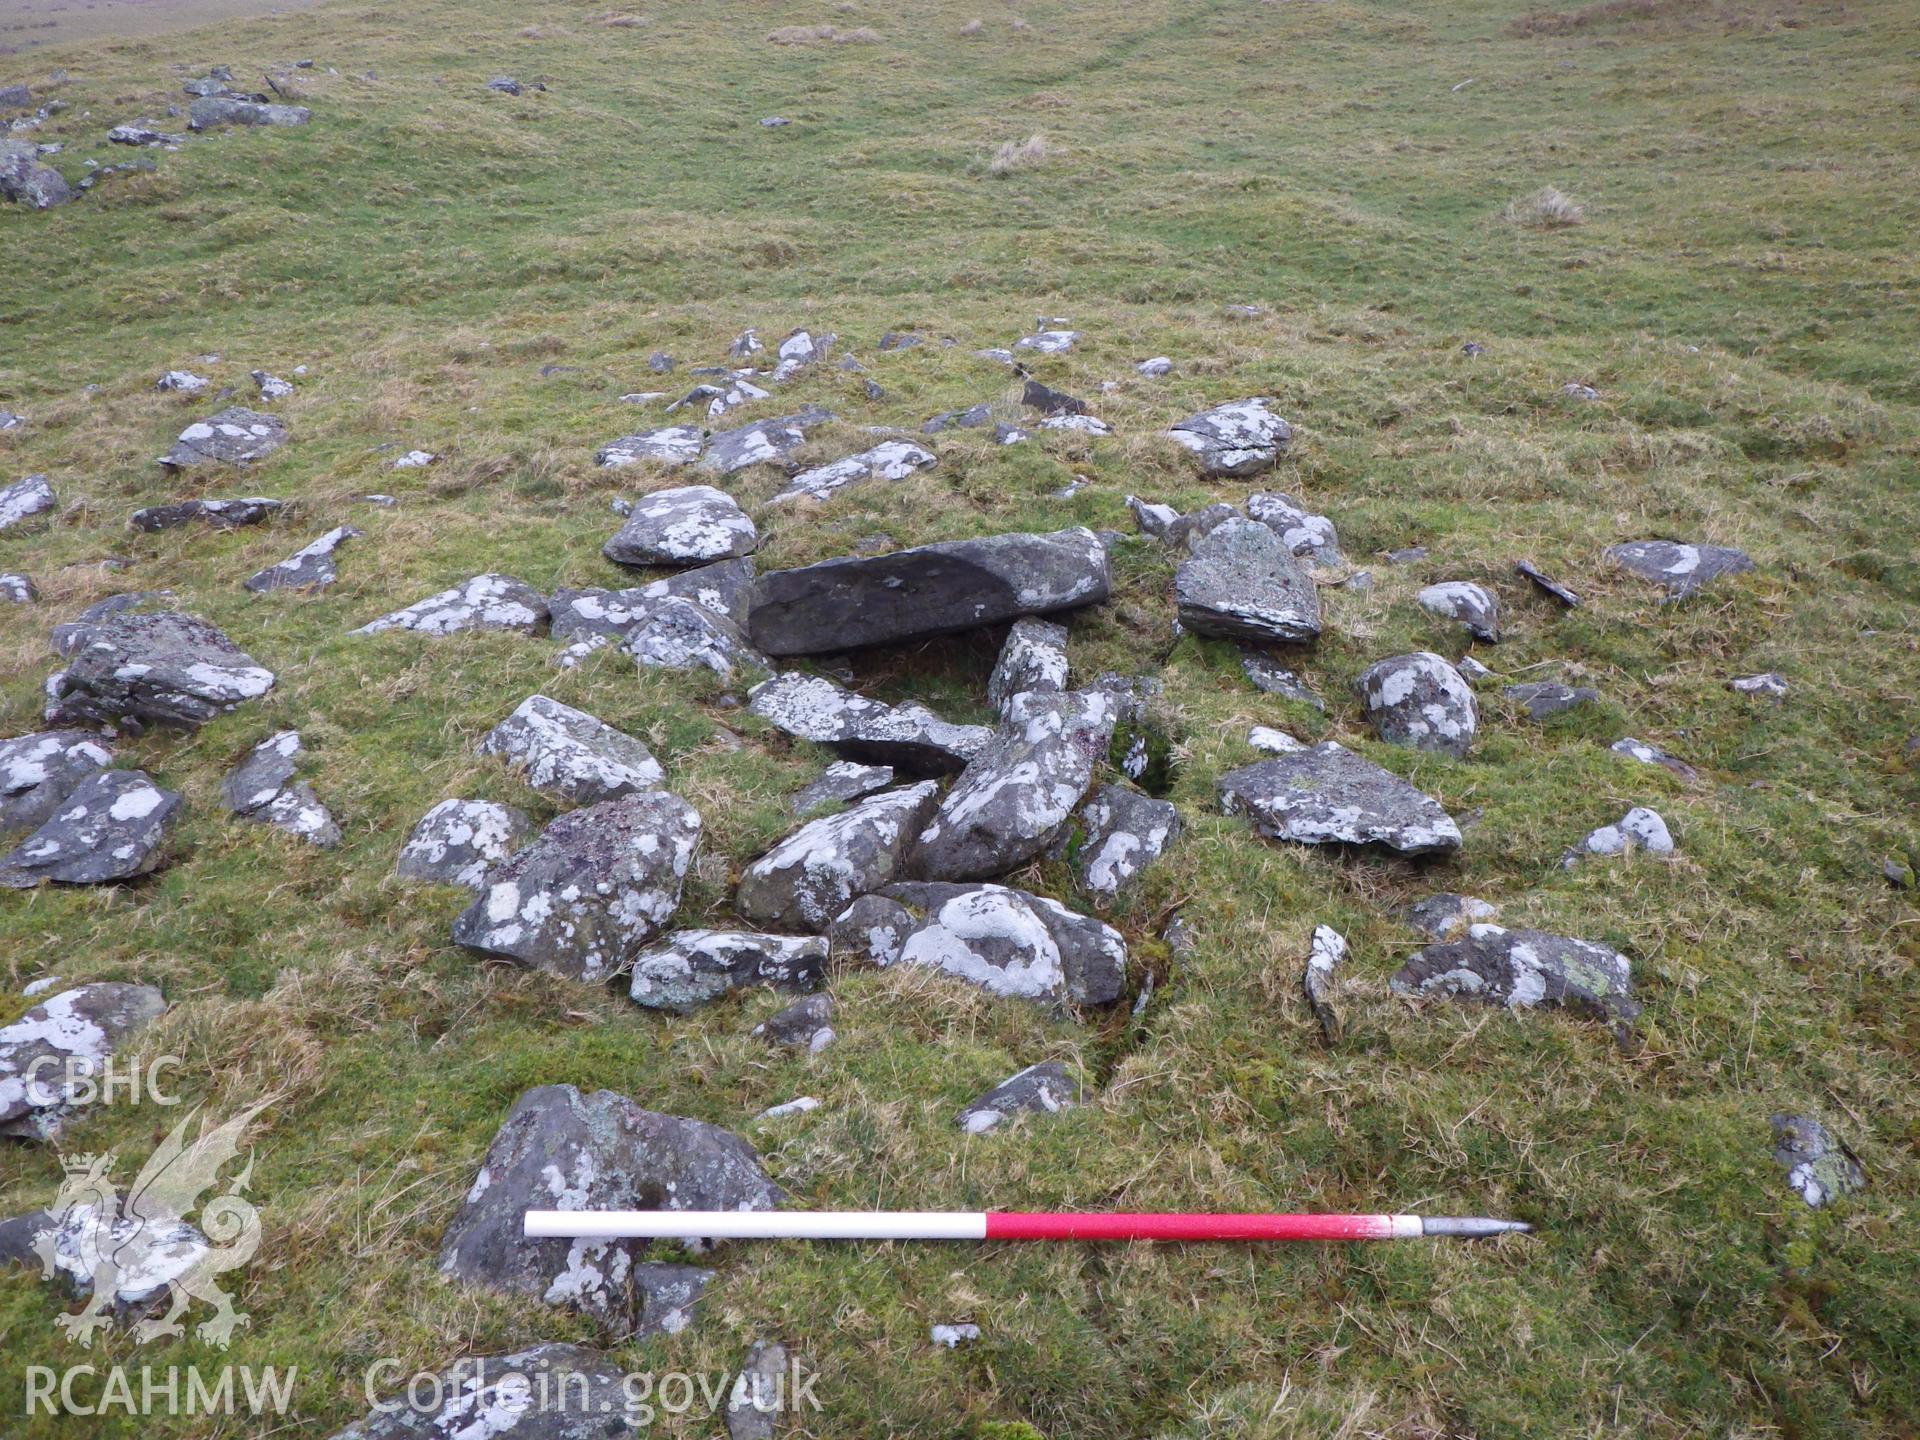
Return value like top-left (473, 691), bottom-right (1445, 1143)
top-left (752, 994), bottom-right (835, 1051)
top-left (1607, 539), bottom-right (1754, 599)
top-left (1770, 1114), bottom-right (1866, 1208)
top-left (0, 771), bottom-right (183, 890)
top-left (333, 1344), bottom-right (651, 1437)
top-left (1391, 924), bottom-right (1639, 1028)
top-left (0, 473), bottom-right (57, 531)
top-left (1175, 518), bottom-right (1320, 644)
top-left (479, 694), bottom-right (664, 804)
top-left (1515, 559), bottom-right (1580, 607)
top-left (0, 730), bottom-right (115, 834)
top-left (1240, 651), bottom-right (1324, 709)
top-left (1507, 681), bottom-right (1600, 720)
top-left (0, 982), bottom-right (168, 1139)
top-left (700, 408), bottom-right (832, 476)
top-left (791, 760), bottom-right (894, 816)
top-left (220, 730), bottom-right (339, 847)
top-left (158, 407), bottom-right (288, 469)
top-left (738, 780), bottom-right (940, 932)
top-left (987, 617), bottom-right (1070, 718)
top-left (396, 799), bottom-right (534, 890)
top-left (0, 140), bottom-right (71, 209)
top-left (1610, 737), bottom-right (1698, 783)
top-left (1417, 582), bottom-right (1500, 642)
top-left (131, 496), bottom-right (282, 532)
top-left (1401, 892), bottom-right (1498, 941)
top-left (747, 672), bottom-right (989, 773)
top-left (1218, 743), bottom-right (1461, 855)
top-left (244, 525), bottom-right (362, 592)
top-left (603, 484), bottom-right (756, 567)
top-left (187, 96), bottom-right (310, 129)
top-left (45, 609), bottom-right (274, 731)
top-left (1165, 397), bottom-right (1291, 477)
top-left (1073, 784), bottom-right (1180, 902)
top-left (957, 1061), bottom-right (1077, 1134)
top-left (0, 573), bottom-right (36, 604)
top-left (1354, 652), bottom-right (1477, 757)
top-left (352, 574), bottom-right (547, 636)
top-left (628, 930), bottom-right (827, 1012)
top-left (596, 425), bottom-right (704, 468)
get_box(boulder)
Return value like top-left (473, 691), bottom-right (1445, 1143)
top-left (1392, 924), bottom-right (1639, 1029)
top-left (1240, 651), bottom-right (1324, 709)
top-left (957, 1061), bottom-right (1077, 1134)
top-left (131, 496), bottom-right (282, 532)
top-left (187, 96), bottom-right (310, 129)
top-left (1218, 743), bottom-right (1462, 855)
top-left (551, 559), bottom-right (755, 642)
top-left (452, 792), bottom-right (701, 981)
top-left (622, 597), bottom-right (769, 679)
top-left (220, 730), bottom-right (340, 847)
top-left (597, 425), bottom-right (705, 468)
top-left (701, 408), bottom-right (832, 476)
top-left (332, 1344), bottom-right (649, 1438)
top-left (747, 672), bottom-right (989, 773)
top-left (244, 525), bottom-right (362, 592)
top-left (0, 765), bottom-right (184, 889)
top-left (1417, 582), bottom-right (1500, 642)
top-left (158, 407), bottom-right (287, 469)
top-left (752, 994), bottom-right (836, 1052)
top-left (1175, 518), bottom-right (1321, 644)
top-left (1507, 681), bottom-right (1600, 720)
top-left (352, 574), bottom-right (547, 636)
top-left (1354, 652), bottom-right (1477, 758)
top-left (832, 881), bottom-right (1127, 1005)
top-left (479, 694), bottom-right (664, 804)
top-left (1561, 806), bottom-right (1673, 866)
top-left (396, 798), bottom-right (534, 890)
top-left (1244, 492), bottom-right (1341, 567)
top-left (0, 473), bottom-right (57, 531)
top-left (772, 440), bottom-right (936, 504)
top-left (438, 1084), bottom-right (776, 1328)
top-left (0, 140), bottom-right (72, 209)
top-left (1770, 1114), bottom-right (1865, 1209)
top-left (1401, 892), bottom-right (1498, 940)
top-left (0, 982), bottom-right (168, 1140)
top-left (791, 760), bottom-right (894, 816)
top-left (45, 609), bottom-right (274, 731)
top-left (912, 691), bottom-right (1116, 882)
top-left (628, 930), bottom-right (828, 1012)
top-left (987, 617), bottom-right (1069, 719)
top-left (737, 781), bottom-right (941, 931)
top-left (603, 485), bottom-right (757, 567)
top-left (1, 731), bottom-right (115, 834)
top-left (1611, 736), bottom-right (1698, 784)
top-left (1165, 398), bottom-right (1291, 477)
top-left (1607, 539), bottom-right (1754, 598)
top-left (1073, 784), bottom-right (1180, 902)
top-left (747, 528), bottom-right (1111, 656)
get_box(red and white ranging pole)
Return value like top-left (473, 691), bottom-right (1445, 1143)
top-left (523, 1210), bottom-right (1531, 1243)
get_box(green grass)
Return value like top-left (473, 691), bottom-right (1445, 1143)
top-left (2, 0), bottom-right (1917, 1434)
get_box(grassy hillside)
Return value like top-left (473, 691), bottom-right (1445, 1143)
top-left (2, 0), bottom-right (1917, 1435)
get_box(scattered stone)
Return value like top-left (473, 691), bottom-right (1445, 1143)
top-left (1249, 725), bottom-right (1304, 755)
top-left (772, 440), bottom-right (936, 504)
top-left (0, 84), bottom-right (32, 110)
top-left (1607, 539), bottom-right (1754, 599)
top-left (988, 617), bottom-right (1070, 718)
top-left (603, 484), bottom-right (757, 567)
top-left (1073, 784), bottom-right (1180, 902)
top-left (1, 573), bottom-right (36, 603)
top-left (1037, 414), bottom-right (1110, 435)
top-left (747, 528), bottom-right (1111, 656)
top-left (45, 609), bottom-right (274, 731)
top-left (244, 524), bottom-right (362, 592)
top-left (1304, 924), bottom-right (1345, 1044)
top-left (1391, 924), bottom-right (1639, 1028)
top-left (834, 881), bottom-right (1128, 1005)
top-left (439, 1084), bottom-right (774, 1327)
top-left (760, 115), bottom-right (790, 128)
top-left (1, 731), bottom-right (114, 834)
top-left (701, 408), bottom-right (832, 476)
top-left (1240, 652), bottom-right (1324, 709)
top-left (994, 422), bottom-right (1030, 445)
top-left (0, 770), bottom-right (184, 889)
top-left (1516, 559), bottom-right (1581, 607)
top-left (1401, 892), bottom-right (1498, 940)
top-left (792, 760), bottom-right (894, 815)
top-left (486, 75), bottom-right (523, 95)
top-left (753, 993), bottom-right (836, 1052)
top-left (738, 781), bottom-right (940, 932)
top-left (1770, 1115), bottom-right (1865, 1209)
top-left (1386, 546), bottom-right (1429, 565)
top-left (629, 930), bottom-right (827, 1012)
top-left (1611, 737), bottom-right (1698, 783)
top-left (187, 96), bottom-right (310, 129)
top-left (1882, 854), bottom-right (1913, 890)
top-left (1354, 652), bottom-right (1478, 758)
top-left (1219, 743), bottom-right (1461, 855)
top-left (1166, 398), bottom-right (1292, 478)
top-left (452, 792), bottom-right (701, 980)
top-left (728, 328), bottom-right (763, 359)
top-left (648, 352), bottom-right (676, 373)
top-left (1417, 582), bottom-right (1500, 642)
top-left (748, 672), bottom-right (989, 773)
top-left (958, 1061), bottom-right (1077, 1134)
top-left (1175, 518), bottom-right (1321, 644)
top-left (931, 1323), bottom-right (981, 1348)
top-left (878, 331), bottom-right (923, 352)
top-left (922, 401), bottom-right (998, 434)
top-left (155, 370), bottom-right (210, 394)
top-left (1021, 377), bottom-right (1086, 417)
top-left (1458, 655), bottom-right (1494, 683)
top-left (1563, 382), bottom-right (1600, 401)
top-left (1507, 681), bottom-right (1600, 720)
top-left (1016, 329), bottom-right (1078, 354)
top-left (353, 573), bottom-right (547, 637)
top-left (1461, 341), bottom-right (1486, 356)
top-left (158, 407), bottom-right (288, 469)
top-left (107, 121), bottom-right (184, 146)
top-left (250, 370), bottom-right (293, 401)
top-left (551, 560), bottom-right (755, 648)
top-left (1137, 356), bottom-right (1172, 376)
top-left (220, 730), bottom-right (340, 847)
top-left (757, 1096), bottom-right (819, 1120)
top-left (1730, 672), bottom-right (1787, 700)
top-left (1244, 492), bottom-right (1341, 567)
top-left (391, 449), bottom-right (436, 469)
top-left (1125, 496), bottom-right (1180, 539)
top-left (480, 694), bottom-right (664, 803)
top-left (0, 982), bottom-right (168, 1140)
top-left (622, 597), bottom-right (768, 679)
top-left (335, 1344), bottom-right (649, 1438)
top-left (0, 474), bottom-right (57, 532)
top-left (0, 139), bottom-right (72, 208)
top-left (597, 425), bottom-right (705, 468)
top-left (396, 798), bottom-right (534, 890)
top-left (0, 411), bottom-right (22, 430)
top-left (723, 1340), bottom-right (792, 1440)
top-left (913, 691), bottom-right (1116, 882)
top-left (130, 496), bottom-right (282, 532)
top-left (1562, 807), bottom-right (1674, 867)
top-left (771, 328), bottom-right (834, 381)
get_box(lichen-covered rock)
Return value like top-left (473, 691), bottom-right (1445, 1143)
top-left (396, 798), bottom-right (534, 890)
top-left (628, 930), bottom-right (827, 1012)
top-left (187, 96), bottom-right (310, 129)
top-left (0, 474), bottom-right (56, 533)
top-left (451, 791), bottom-right (701, 981)
top-left (746, 529), bottom-right (1111, 656)
top-left (772, 440), bottom-right (936, 504)
top-left (220, 730), bottom-right (340, 847)
top-left (1730, 672), bottom-right (1788, 699)
top-left (603, 485), bottom-right (757, 567)
top-left (1391, 924), bottom-right (1639, 1028)
top-left (0, 140), bottom-right (72, 209)
top-left (747, 672), bottom-right (989, 773)
top-left (912, 691), bottom-right (1117, 882)
top-left (737, 781), bottom-right (940, 932)
top-left (1561, 806), bottom-right (1673, 867)
top-left (1241, 651), bottom-right (1324, 709)
top-left (987, 617), bottom-right (1069, 718)
top-left (1354, 652), bottom-right (1477, 758)
top-left (1401, 892), bottom-right (1497, 940)
top-left (352, 574), bottom-right (547, 636)
top-left (1175, 518), bottom-right (1321, 644)
top-left (1769, 1114), bottom-right (1866, 1209)
top-left (1507, 681), bottom-right (1600, 720)
top-left (724, 1339), bottom-right (792, 1440)
top-left (1165, 397), bottom-right (1292, 478)
top-left (438, 1084), bottom-right (776, 1329)
top-left (700, 409), bottom-right (832, 476)
top-left (957, 1061), bottom-right (1077, 1134)
top-left (1073, 784), bottom-right (1180, 902)
top-left (0, 982), bottom-right (168, 1140)
top-left (771, 327), bottom-right (834, 380)
top-left (1417, 581), bottom-right (1501, 642)
top-left (479, 694), bottom-right (665, 804)
top-left (551, 561), bottom-right (756, 647)
top-left (1016, 328), bottom-right (1078, 354)
top-left (833, 881), bottom-right (1127, 1006)
top-left (331, 1343), bottom-right (650, 1438)
top-left (597, 425), bottom-right (705, 468)
top-left (44, 610), bottom-right (275, 732)
top-left (752, 994), bottom-right (836, 1052)
top-left (1, 731), bottom-right (115, 835)
top-left (1244, 492), bottom-right (1340, 567)
top-left (1218, 743), bottom-right (1461, 855)
top-left (158, 407), bottom-right (288, 469)
top-left (791, 760), bottom-right (893, 816)
top-left (1607, 539), bottom-right (1754, 599)
top-left (622, 597), bottom-right (769, 679)
top-left (1304, 924), bottom-right (1346, 1044)
top-left (1611, 736), bottom-right (1698, 783)
top-left (244, 525), bottom-right (362, 592)
top-left (131, 496), bottom-right (282, 532)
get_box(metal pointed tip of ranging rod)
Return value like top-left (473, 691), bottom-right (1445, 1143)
top-left (1419, 1216), bottom-right (1533, 1238)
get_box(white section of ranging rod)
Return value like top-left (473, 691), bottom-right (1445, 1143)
top-left (524, 1209), bottom-right (991, 1241)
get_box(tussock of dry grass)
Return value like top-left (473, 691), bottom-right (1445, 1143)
top-left (988, 130), bottom-right (1051, 174)
top-left (1505, 184), bottom-right (1587, 228)
top-left (959, 16), bottom-right (983, 35)
top-left (766, 22), bottom-right (880, 44)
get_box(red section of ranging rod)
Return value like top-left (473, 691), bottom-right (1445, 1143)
top-left (984, 1212), bottom-right (1403, 1242)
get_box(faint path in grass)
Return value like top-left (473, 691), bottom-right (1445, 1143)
top-left (0, 0), bottom-right (327, 55)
